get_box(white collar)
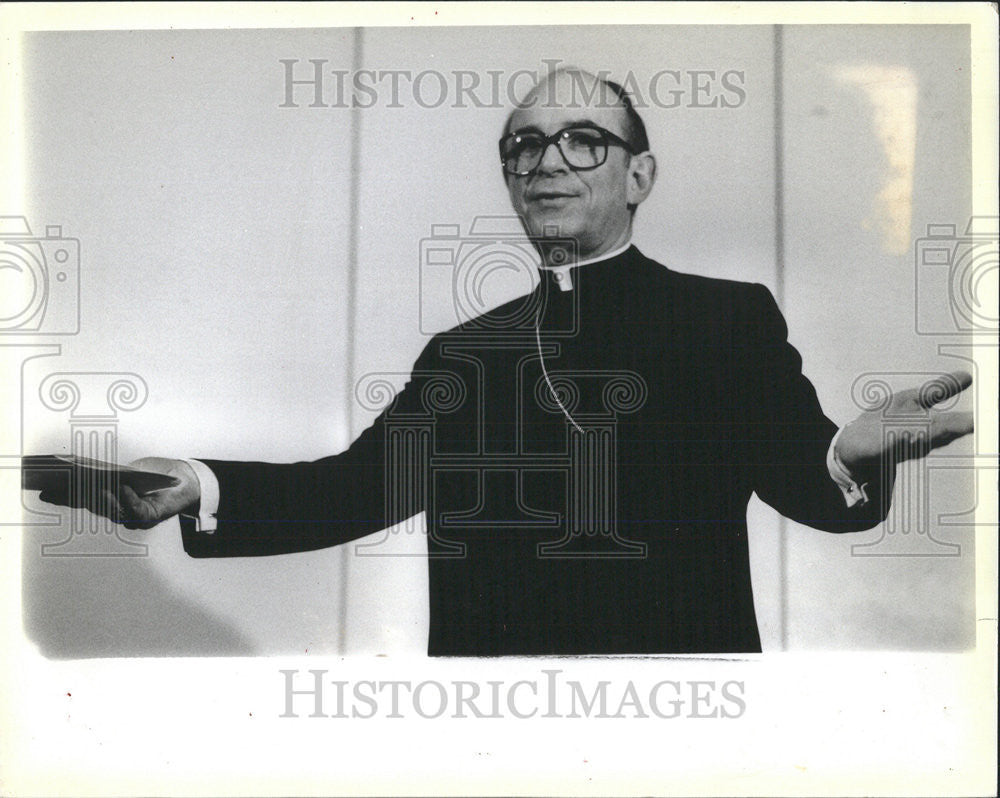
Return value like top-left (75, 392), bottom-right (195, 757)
top-left (538, 238), bottom-right (633, 292)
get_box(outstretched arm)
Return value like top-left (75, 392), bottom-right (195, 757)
top-left (31, 365), bottom-right (433, 557)
top-left (742, 285), bottom-right (972, 533)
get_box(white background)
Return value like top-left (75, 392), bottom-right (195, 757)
top-left (1, 3), bottom-right (996, 796)
top-left (12, 24), bottom-right (978, 655)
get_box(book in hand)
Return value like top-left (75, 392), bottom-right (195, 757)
top-left (22, 454), bottom-right (181, 495)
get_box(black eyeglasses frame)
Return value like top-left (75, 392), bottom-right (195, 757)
top-left (498, 124), bottom-right (638, 176)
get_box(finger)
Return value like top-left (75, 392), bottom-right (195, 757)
top-left (120, 484), bottom-right (163, 530)
top-left (94, 488), bottom-right (126, 524)
top-left (916, 370), bottom-right (972, 409)
top-left (929, 410), bottom-right (975, 448)
top-left (37, 488), bottom-right (72, 508)
top-left (889, 429), bottom-right (932, 462)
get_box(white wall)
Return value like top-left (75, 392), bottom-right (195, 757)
top-left (19, 29), bottom-right (360, 656)
top-left (780, 25), bottom-right (975, 648)
top-left (13, 25), bottom-right (974, 656)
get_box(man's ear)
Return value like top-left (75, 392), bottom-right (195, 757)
top-left (626, 151), bottom-right (657, 208)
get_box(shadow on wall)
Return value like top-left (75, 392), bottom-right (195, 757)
top-left (21, 513), bottom-right (255, 659)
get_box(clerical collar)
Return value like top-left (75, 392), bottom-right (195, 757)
top-left (538, 239), bottom-right (633, 292)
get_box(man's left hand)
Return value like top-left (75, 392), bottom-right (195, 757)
top-left (835, 370), bottom-right (974, 477)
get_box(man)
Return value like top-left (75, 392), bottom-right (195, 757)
top-left (38, 69), bottom-right (974, 655)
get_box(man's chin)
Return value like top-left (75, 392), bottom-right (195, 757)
top-left (522, 211), bottom-right (581, 242)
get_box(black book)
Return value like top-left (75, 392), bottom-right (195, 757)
top-left (22, 454), bottom-right (181, 495)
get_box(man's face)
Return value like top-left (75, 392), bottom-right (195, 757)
top-left (504, 77), bottom-right (636, 258)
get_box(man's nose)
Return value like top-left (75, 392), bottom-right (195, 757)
top-left (535, 140), bottom-right (568, 175)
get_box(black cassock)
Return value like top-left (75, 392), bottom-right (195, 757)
top-left (182, 246), bottom-right (889, 655)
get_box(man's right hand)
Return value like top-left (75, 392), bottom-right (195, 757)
top-left (38, 456), bottom-right (201, 530)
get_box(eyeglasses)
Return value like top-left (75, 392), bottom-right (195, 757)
top-left (499, 124), bottom-right (637, 176)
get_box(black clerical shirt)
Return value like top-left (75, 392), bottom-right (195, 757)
top-left (182, 246), bottom-right (888, 655)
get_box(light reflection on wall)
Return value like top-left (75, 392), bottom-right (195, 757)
top-left (834, 64), bottom-right (918, 255)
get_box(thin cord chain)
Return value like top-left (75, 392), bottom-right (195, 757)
top-left (535, 305), bottom-right (583, 434)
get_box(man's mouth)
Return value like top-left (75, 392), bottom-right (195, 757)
top-left (528, 190), bottom-right (577, 201)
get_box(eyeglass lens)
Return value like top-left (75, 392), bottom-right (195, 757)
top-left (503, 127), bottom-right (608, 174)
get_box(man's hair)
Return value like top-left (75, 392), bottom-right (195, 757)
top-left (503, 69), bottom-right (650, 155)
top-left (602, 78), bottom-right (649, 154)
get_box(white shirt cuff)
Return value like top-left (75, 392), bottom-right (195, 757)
top-left (826, 427), bottom-right (870, 508)
top-left (180, 458), bottom-right (219, 532)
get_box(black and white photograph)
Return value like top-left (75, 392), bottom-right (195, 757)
top-left (1, 3), bottom-right (996, 796)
